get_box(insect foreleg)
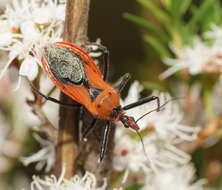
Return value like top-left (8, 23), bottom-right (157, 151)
top-left (99, 121), bottom-right (111, 162)
top-left (123, 96), bottom-right (160, 111)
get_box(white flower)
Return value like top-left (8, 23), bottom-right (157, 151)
top-left (122, 81), bottom-right (199, 141)
top-left (32, 0), bottom-right (65, 24)
top-left (0, 113), bottom-right (11, 173)
top-left (0, 19), bottom-right (18, 47)
top-left (19, 55), bottom-right (39, 81)
top-left (113, 81), bottom-right (199, 179)
top-left (142, 165), bottom-right (205, 190)
top-left (0, 0), bottom-right (12, 9)
top-left (113, 127), bottom-right (151, 180)
top-left (160, 36), bottom-right (222, 79)
top-left (0, 0), bottom-right (64, 88)
top-left (30, 168), bottom-right (107, 190)
top-left (205, 24), bottom-right (222, 43)
top-left (20, 134), bottom-right (55, 172)
top-left (2, 0), bottom-right (65, 28)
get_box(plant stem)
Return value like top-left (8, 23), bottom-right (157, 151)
top-left (53, 0), bottom-right (91, 179)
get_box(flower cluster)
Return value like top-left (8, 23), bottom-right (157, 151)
top-left (113, 81), bottom-right (200, 184)
top-left (30, 168), bottom-right (107, 190)
top-left (0, 0), bottom-right (65, 89)
top-left (21, 134), bottom-right (55, 172)
top-left (160, 25), bottom-right (222, 79)
top-left (142, 164), bottom-right (205, 190)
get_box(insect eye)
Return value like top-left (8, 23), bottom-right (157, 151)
top-left (120, 116), bottom-right (128, 122)
top-left (111, 106), bottom-right (121, 117)
top-left (111, 109), bottom-right (118, 117)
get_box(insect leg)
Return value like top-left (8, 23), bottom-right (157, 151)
top-left (101, 48), bottom-right (109, 81)
top-left (122, 96), bottom-right (160, 111)
top-left (30, 83), bottom-right (80, 108)
top-left (82, 118), bottom-right (98, 139)
top-left (114, 73), bottom-right (131, 92)
top-left (83, 43), bottom-right (109, 81)
top-left (99, 121), bottom-right (111, 162)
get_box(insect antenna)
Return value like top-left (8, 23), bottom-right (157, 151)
top-left (134, 129), bottom-right (157, 173)
top-left (135, 97), bottom-right (184, 124)
top-left (133, 97), bottom-right (183, 173)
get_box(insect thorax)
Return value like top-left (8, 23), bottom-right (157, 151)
top-left (44, 45), bottom-right (86, 85)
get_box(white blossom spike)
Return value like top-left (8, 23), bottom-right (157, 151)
top-left (113, 81), bottom-right (199, 179)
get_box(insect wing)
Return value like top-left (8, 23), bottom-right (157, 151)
top-left (54, 42), bottom-right (109, 90)
top-left (55, 42), bottom-right (103, 77)
top-left (41, 42), bottom-right (103, 115)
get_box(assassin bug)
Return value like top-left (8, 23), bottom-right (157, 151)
top-left (33, 41), bottom-right (160, 161)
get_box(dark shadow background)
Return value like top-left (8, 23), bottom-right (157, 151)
top-left (89, 0), bottom-right (145, 83)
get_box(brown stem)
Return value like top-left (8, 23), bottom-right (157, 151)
top-left (53, 0), bottom-right (91, 178)
top-left (63, 0), bottom-right (90, 44)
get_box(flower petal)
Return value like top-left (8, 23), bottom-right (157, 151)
top-left (19, 56), bottom-right (38, 81)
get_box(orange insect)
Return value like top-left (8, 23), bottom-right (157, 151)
top-left (34, 41), bottom-right (160, 161)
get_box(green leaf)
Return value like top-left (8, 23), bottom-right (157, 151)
top-left (179, 0), bottom-right (192, 15)
top-left (199, 1), bottom-right (222, 32)
top-left (144, 35), bottom-right (170, 57)
top-left (160, 0), bottom-right (171, 10)
top-left (170, 0), bottom-right (180, 16)
top-left (211, 2), bottom-right (222, 24)
top-left (124, 184), bottom-right (144, 190)
top-left (170, 0), bottom-right (181, 24)
top-left (123, 13), bottom-right (170, 43)
top-left (179, 25), bottom-right (193, 45)
top-left (137, 0), bottom-right (170, 24)
top-left (187, 0), bottom-right (215, 30)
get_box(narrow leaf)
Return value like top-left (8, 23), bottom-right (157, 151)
top-left (124, 13), bottom-right (170, 43)
top-left (144, 35), bottom-right (170, 57)
top-left (179, 0), bottom-right (192, 15)
top-left (137, 0), bottom-right (170, 24)
top-left (160, 0), bottom-right (171, 10)
top-left (170, 0), bottom-right (181, 20)
top-left (187, 0), bottom-right (215, 30)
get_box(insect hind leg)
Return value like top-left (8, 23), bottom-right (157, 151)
top-left (29, 82), bottom-right (80, 108)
